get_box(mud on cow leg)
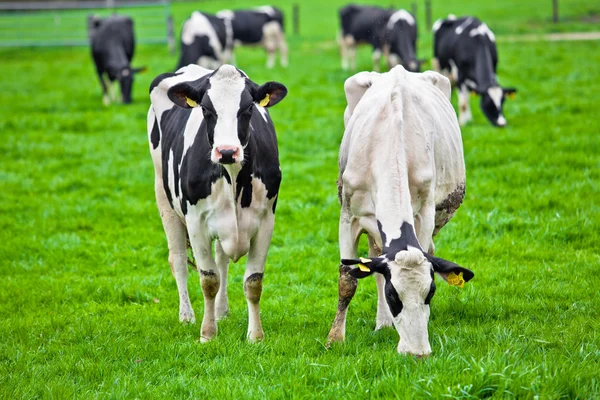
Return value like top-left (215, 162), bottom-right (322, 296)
top-left (200, 269), bottom-right (220, 342)
top-left (245, 272), bottom-right (264, 342)
top-left (327, 264), bottom-right (358, 345)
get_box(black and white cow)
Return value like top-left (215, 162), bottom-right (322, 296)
top-left (148, 64), bottom-right (287, 342)
top-left (176, 11), bottom-right (232, 70)
top-left (327, 66), bottom-right (474, 356)
top-left (432, 15), bottom-right (517, 127)
top-left (217, 6), bottom-right (288, 68)
top-left (89, 15), bottom-right (145, 105)
top-left (339, 4), bottom-right (419, 72)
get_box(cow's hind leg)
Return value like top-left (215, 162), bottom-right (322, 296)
top-left (244, 214), bottom-right (275, 342)
top-left (155, 179), bottom-right (195, 323)
top-left (327, 207), bottom-right (359, 345)
top-left (214, 240), bottom-right (230, 320)
top-left (186, 220), bottom-right (219, 342)
top-left (458, 84), bottom-right (473, 126)
top-left (370, 235), bottom-right (393, 330)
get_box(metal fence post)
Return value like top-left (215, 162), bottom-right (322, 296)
top-left (425, 0), bottom-right (432, 30)
top-left (293, 3), bottom-right (299, 36)
top-left (552, 0), bottom-right (559, 23)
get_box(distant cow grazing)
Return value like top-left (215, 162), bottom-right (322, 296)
top-left (339, 4), bottom-right (419, 72)
top-left (176, 11), bottom-right (232, 70)
top-left (327, 66), bottom-right (474, 356)
top-left (217, 6), bottom-right (288, 68)
top-left (148, 64), bottom-right (287, 342)
top-left (88, 15), bottom-right (145, 105)
top-left (432, 15), bottom-right (517, 127)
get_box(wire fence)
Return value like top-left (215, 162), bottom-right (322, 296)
top-left (0, 0), bottom-right (174, 48)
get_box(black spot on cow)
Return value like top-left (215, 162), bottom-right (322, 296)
top-left (378, 220), bottom-right (422, 255)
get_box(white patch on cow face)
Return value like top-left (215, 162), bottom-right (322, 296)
top-left (487, 86), bottom-right (503, 109)
top-left (496, 115), bottom-right (506, 127)
top-left (387, 9), bottom-right (415, 29)
top-left (469, 22), bottom-right (495, 42)
top-left (182, 12), bottom-right (223, 56)
top-left (454, 17), bottom-right (473, 35)
top-left (206, 65), bottom-right (247, 164)
top-left (389, 247), bottom-right (433, 356)
top-left (256, 105), bottom-right (268, 122)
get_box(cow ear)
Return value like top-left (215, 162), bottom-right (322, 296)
top-left (503, 87), bottom-right (517, 100)
top-left (254, 81), bottom-right (287, 107)
top-left (342, 257), bottom-right (386, 279)
top-left (424, 253), bottom-right (474, 287)
top-left (167, 82), bottom-right (203, 109)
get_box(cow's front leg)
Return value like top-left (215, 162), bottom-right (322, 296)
top-left (458, 84), bottom-right (472, 126)
top-left (372, 48), bottom-right (382, 72)
top-left (155, 178), bottom-right (194, 323)
top-left (244, 214), bottom-right (275, 342)
top-left (187, 222), bottom-right (219, 342)
top-left (327, 209), bottom-right (359, 345)
top-left (369, 235), bottom-right (393, 330)
top-left (214, 240), bottom-right (229, 320)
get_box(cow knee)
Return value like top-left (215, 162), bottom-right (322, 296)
top-left (244, 273), bottom-right (263, 304)
top-left (200, 270), bottom-right (219, 298)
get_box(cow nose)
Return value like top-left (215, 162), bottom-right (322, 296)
top-left (496, 115), bottom-right (507, 127)
top-left (215, 146), bottom-right (240, 164)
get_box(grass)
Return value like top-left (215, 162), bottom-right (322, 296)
top-left (1, 0), bottom-right (599, 398)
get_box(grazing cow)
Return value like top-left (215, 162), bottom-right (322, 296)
top-left (339, 4), bottom-right (419, 72)
top-left (89, 15), bottom-right (145, 105)
top-left (148, 64), bottom-right (287, 342)
top-left (327, 66), bottom-right (474, 356)
top-left (432, 15), bottom-right (517, 127)
top-left (217, 6), bottom-right (288, 68)
top-left (176, 11), bottom-right (232, 70)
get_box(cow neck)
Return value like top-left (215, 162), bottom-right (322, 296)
top-left (473, 44), bottom-right (497, 92)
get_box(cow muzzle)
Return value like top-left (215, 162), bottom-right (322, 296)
top-left (214, 146), bottom-right (241, 164)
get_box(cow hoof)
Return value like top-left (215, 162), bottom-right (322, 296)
top-left (179, 311), bottom-right (196, 324)
top-left (199, 335), bottom-right (213, 343)
top-left (326, 330), bottom-right (345, 347)
top-left (375, 319), bottom-right (393, 330)
top-left (248, 330), bottom-right (264, 343)
top-left (216, 308), bottom-right (229, 320)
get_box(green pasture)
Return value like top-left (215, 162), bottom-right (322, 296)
top-left (1, 0), bottom-right (599, 398)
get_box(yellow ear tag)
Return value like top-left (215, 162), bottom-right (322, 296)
top-left (358, 264), bottom-right (371, 272)
top-left (508, 92), bottom-right (516, 100)
top-left (259, 93), bottom-right (270, 107)
top-left (185, 97), bottom-right (197, 108)
top-left (447, 271), bottom-right (465, 288)
top-left (359, 257), bottom-right (372, 264)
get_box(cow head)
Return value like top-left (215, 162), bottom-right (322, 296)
top-left (116, 66), bottom-right (146, 104)
top-left (385, 10), bottom-right (420, 72)
top-left (167, 65), bottom-right (287, 165)
top-left (479, 86), bottom-right (517, 127)
top-left (342, 246), bottom-right (473, 357)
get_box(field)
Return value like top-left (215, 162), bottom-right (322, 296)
top-left (1, 0), bottom-right (599, 398)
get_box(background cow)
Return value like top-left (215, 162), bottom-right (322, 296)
top-left (217, 6), bottom-right (288, 68)
top-left (327, 66), bottom-right (474, 356)
top-left (339, 4), bottom-right (419, 72)
top-left (89, 15), bottom-right (145, 105)
top-left (148, 64), bottom-right (287, 342)
top-left (176, 11), bottom-right (232, 70)
top-left (432, 15), bottom-right (517, 127)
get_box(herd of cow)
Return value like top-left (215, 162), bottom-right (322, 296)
top-left (87, 4), bottom-right (522, 357)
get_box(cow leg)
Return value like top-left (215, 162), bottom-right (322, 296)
top-left (262, 22), bottom-right (278, 69)
top-left (414, 198), bottom-right (436, 255)
top-left (457, 84), bottom-right (472, 126)
top-left (96, 71), bottom-right (110, 106)
top-left (372, 48), bottom-right (382, 72)
top-left (370, 235), bottom-right (393, 330)
top-left (244, 214), bottom-right (275, 342)
top-left (347, 36), bottom-right (357, 71)
top-left (327, 207), bottom-right (359, 345)
top-left (278, 31), bottom-right (289, 68)
top-left (154, 179), bottom-right (194, 323)
top-left (186, 221), bottom-right (219, 342)
top-left (214, 240), bottom-right (230, 320)
top-left (339, 33), bottom-right (349, 70)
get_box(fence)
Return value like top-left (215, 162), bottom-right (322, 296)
top-left (0, 0), bottom-right (174, 49)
